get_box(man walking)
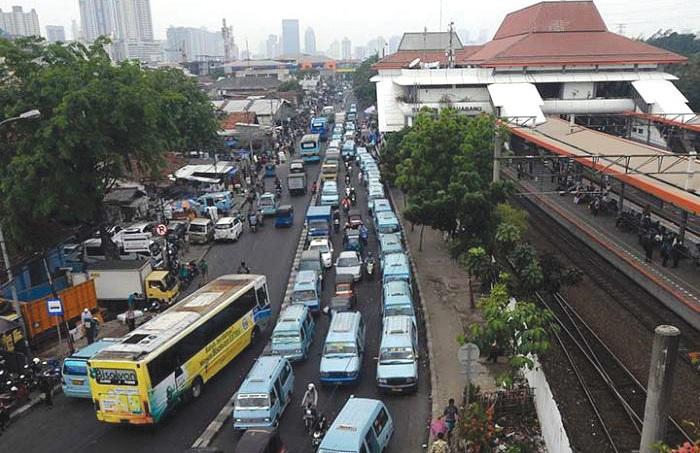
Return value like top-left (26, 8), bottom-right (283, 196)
top-left (40, 374), bottom-right (53, 407)
top-left (199, 259), bottom-right (209, 286)
top-left (443, 398), bottom-right (459, 438)
top-left (429, 432), bottom-right (449, 453)
top-left (82, 308), bottom-right (96, 345)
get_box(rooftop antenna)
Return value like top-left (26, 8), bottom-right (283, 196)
top-left (447, 21), bottom-right (455, 68)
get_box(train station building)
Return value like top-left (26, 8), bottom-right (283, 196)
top-left (372, 0), bottom-right (693, 140)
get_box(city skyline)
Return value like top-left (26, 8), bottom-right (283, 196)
top-left (2, 0), bottom-right (697, 50)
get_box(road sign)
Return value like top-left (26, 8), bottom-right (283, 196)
top-left (458, 343), bottom-right (480, 367)
top-left (46, 298), bottom-right (63, 317)
top-left (155, 224), bottom-right (168, 237)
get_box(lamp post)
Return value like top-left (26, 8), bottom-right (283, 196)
top-left (0, 109), bottom-right (41, 352)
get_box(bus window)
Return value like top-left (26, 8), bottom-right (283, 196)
top-left (256, 285), bottom-right (270, 307)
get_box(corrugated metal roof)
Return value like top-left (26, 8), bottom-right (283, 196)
top-left (398, 32), bottom-right (463, 51)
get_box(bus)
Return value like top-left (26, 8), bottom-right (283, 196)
top-left (87, 274), bottom-right (271, 425)
top-left (300, 133), bottom-right (321, 163)
top-left (310, 117), bottom-right (328, 141)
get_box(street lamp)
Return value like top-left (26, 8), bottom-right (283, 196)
top-left (0, 108), bottom-right (41, 353)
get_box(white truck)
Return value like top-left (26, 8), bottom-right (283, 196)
top-left (88, 260), bottom-right (152, 307)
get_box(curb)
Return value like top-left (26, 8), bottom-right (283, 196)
top-left (9, 384), bottom-right (61, 421)
top-left (191, 171), bottom-right (322, 450)
top-left (387, 188), bottom-right (437, 440)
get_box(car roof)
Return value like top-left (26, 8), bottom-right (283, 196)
top-left (68, 338), bottom-right (118, 360)
top-left (384, 280), bottom-right (411, 295)
top-left (240, 356), bottom-right (285, 393)
top-left (338, 250), bottom-right (359, 258)
top-left (216, 217), bottom-right (237, 224)
top-left (384, 253), bottom-right (409, 266)
top-left (309, 238), bottom-right (330, 246)
top-left (190, 217), bottom-right (212, 225)
top-left (322, 398), bottom-right (384, 449)
top-left (377, 211), bottom-right (397, 220)
top-left (295, 270), bottom-right (318, 285)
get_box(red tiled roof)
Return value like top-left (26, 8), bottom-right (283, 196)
top-left (475, 31), bottom-right (686, 66)
top-left (221, 112), bottom-right (257, 130)
top-left (374, 1), bottom-right (686, 70)
top-left (494, 1), bottom-right (605, 39)
top-left (372, 46), bottom-right (483, 70)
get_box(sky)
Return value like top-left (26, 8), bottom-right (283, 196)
top-left (3, 0), bottom-right (700, 51)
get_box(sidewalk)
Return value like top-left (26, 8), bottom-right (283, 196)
top-left (390, 189), bottom-right (500, 417)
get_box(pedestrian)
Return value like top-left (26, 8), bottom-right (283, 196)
top-left (82, 308), bottom-right (96, 345)
top-left (40, 374), bottom-right (53, 407)
top-left (127, 292), bottom-right (136, 310)
top-left (0, 403), bottom-right (9, 434)
top-left (671, 237), bottom-right (683, 268)
top-left (429, 432), bottom-right (449, 453)
top-left (443, 398), bottom-right (458, 438)
top-left (430, 415), bottom-right (447, 439)
top-left (199, 259), bottom-right (209, 285)
top-left (359, 224), bottom-right (368, 246)
top-left (238, 261), bottom-right (251, 274)
top-left (126, 307), bottom-right (136, 332)
top-left (660, 238), bottom-right (671, 267)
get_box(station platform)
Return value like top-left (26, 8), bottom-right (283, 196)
top-left (507, 168), bottom-right (700, 330)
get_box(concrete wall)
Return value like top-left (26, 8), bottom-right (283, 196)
top-left (376, 77), bottom-right (405, 132)
top-left (524, 355), bottom-right (574, 453)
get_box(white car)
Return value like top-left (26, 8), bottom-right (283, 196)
top-left (335, 251), bottom-right (363, 281)
top-left (214, 217), bottom-right (243, 241)
top-left (308, 238), bottom-right (334, 268)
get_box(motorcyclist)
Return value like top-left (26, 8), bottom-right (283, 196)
top-left (237, 261), bottom-right (251, 274)
top-left (301, 382), bottom-right (318, 409)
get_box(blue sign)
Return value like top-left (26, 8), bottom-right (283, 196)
top-left (47, 298), bottom-right (63, 317)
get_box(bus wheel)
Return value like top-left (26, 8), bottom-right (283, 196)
top-left (191, 377), bottom-right (204, 399)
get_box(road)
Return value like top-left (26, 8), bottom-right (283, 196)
top-left (3, 113), bottom-right (430, 453)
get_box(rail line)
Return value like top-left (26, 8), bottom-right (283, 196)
top-left (537, 292), bottom-right (692, 451)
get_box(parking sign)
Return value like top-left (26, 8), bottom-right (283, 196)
top-left (47, 298), bottom-right (63, 317)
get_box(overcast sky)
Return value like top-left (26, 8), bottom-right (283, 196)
top-left (3, 0), bottom-right (700, 50)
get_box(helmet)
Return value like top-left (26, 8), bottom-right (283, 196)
top-left (307, 383), bottom-right (315, 391)
top-left (33, 358), bottom-right (40, 364)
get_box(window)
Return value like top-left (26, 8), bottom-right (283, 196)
top-left (362, 431), bottom-right (373, 452)
top-left (279, 362), bottom-right (291, 384)
top-left (373, 407), bottom-right (389, 437)
top-left (256, 285), bottom-right (270, 308)
top-left (534, 82), bottom-right (562, 100)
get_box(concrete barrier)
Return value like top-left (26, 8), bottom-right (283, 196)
top-left (523, 355), bottom-right (574, 453)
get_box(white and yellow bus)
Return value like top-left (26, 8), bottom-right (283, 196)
top-left (87, 274), bottom-right (271, 424)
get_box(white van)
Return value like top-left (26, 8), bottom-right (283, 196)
top-left (188, 218), bottom-right (214, 244)
top-left (214, 217), bottom-right (243, 242)
top-left (376, 315), bottom-right (419, 393)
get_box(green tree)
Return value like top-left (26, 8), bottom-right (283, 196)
top-left (0, 37), bottom-right (218, 253)
top-left (467, 280), bottom-right (557, 384)
top-left (352, 54), bottom-right (378, 109)
top-left (278, 78), bottom-right (304, 103)
top-left (644, 31), bottom-right (700, 111)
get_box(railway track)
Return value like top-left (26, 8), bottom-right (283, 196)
top-left (537, 292), bottom-right (692, 451)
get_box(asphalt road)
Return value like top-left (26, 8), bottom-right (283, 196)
top-left (212, 151), bottom-right (431, 452)
top-left (2, 109), bottom-right (430, 453)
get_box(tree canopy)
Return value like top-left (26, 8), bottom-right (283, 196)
top-left (352, 54), bottom-right (378, 110)
top-left (645, 31), bottom-right (700, 111)
top-left (0, 37), bottom-right (219, 251)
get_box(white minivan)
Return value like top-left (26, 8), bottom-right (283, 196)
top-left (214, 216), bottom-right (243, 241)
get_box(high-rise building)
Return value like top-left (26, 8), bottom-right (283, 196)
top-left (266, 34), bottom-right (279, 59)
top-left (166, 26), bottom-right (224, 62)
top-left (79, 0), bottom-right (120, 42)
top-left (71, 19), bottom-right (82, 41)
top-left (388, 35), bottom-right (401, 54)
top-left (354, 46), bottom-right (367, 61)
top-left (328, 40), bottom-right (340, 59)
top-left (281, 19), bottom-right (300, 56)
top-left (341, 37), bottom-right (351, 60)
top-left (46, 25), bottom-right (66, 42)
top-left (116, 0), bottom-right (153, 42)
top-left (0, 6), bottom-right (41, 37)
top-left (304, 27), bottom-right (316, 54)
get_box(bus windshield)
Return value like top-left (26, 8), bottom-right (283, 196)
top-left (293, 290), bottom-right (317, 302)
top-left (301, 141), bottom-right (317, 149)
top-left (272, 331), bottom-right (301, 344)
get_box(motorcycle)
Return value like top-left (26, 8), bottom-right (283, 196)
top-left (333, 218), bottom-right (340, 233)
top-left (366, 256), bottom-right (375, 278)
top-left (303, 403), bottom-right (318, 434)
top-left (311, 415), bottom-right (328, 448)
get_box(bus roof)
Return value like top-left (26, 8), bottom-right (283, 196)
top-left (68, 338), bottom-right (118, 360)
top-left (92, 274), bottom-right (263, 362)
top-left (301, 133), bottom-right (320, 142)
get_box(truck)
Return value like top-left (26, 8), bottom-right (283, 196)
top-left (306, 205), bottom-right (331, 239)
top-left (88, 260), bottom-right (180, 312)
top-left (287, 172), bottom-right (307, 196)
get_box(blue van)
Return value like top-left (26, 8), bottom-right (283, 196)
top-left (377, 316), bottom-right (419, 393)
top-left (379, 233), bottom-right (403, 260)
top-left (61, 338), bottom-right (117, 398)
top-left (320, 311), bottom-right (365, 385)
top-left (375, 211), bottom-right (401, 235)
top-left (233, 356), bottom-right (295, 430)
top-left (320, 181), bottom-right (340, 208)
top-left (269, 304), bottom-right (315, 362)
top-left (372, 199), bottom-right (392, 219)
top-left (318, 397), bottom-right (394, 453)
top-left (291, 270), bottom-right (322, 312)
top-left (341, 140), bottom-right (356, 161)
top-left (382, 280), bottom-right (416, 328)
top-left (382, 252), bottom-right (412, 286)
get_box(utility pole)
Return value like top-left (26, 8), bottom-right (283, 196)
top-left (639, 325), bottom-right (681, 453)
top-left (493, 120), bottom-right (502, 183)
